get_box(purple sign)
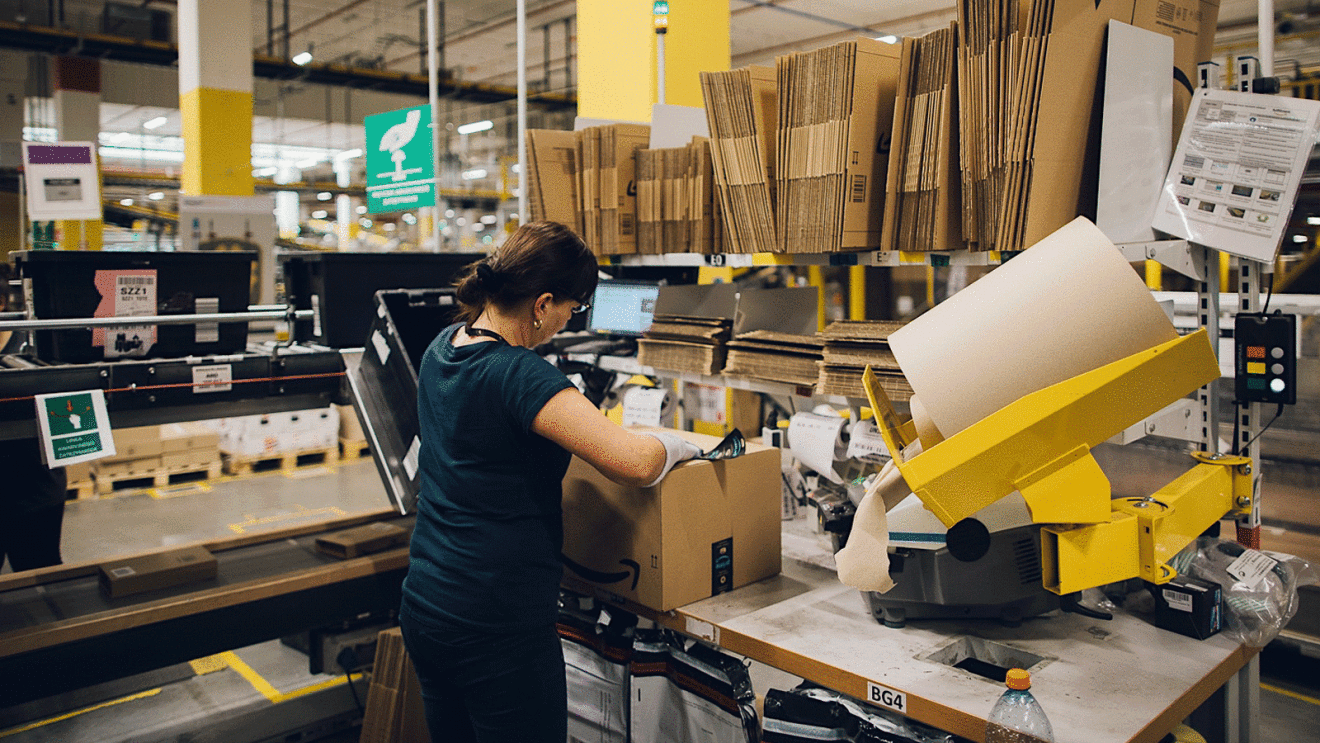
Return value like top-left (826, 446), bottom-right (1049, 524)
top-left (27, 144), bottom-right (94, 165)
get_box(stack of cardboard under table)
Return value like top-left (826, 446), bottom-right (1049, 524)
top-left (638, 315), bottom-right (733, 376)
top-left (360, 627), bottom-right (429, 743)
top-left (722, 329), bottom-right (824, 388)
top-left (816, 320), bottom-right (913, 401)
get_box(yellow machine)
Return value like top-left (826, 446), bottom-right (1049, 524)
top-left (863, 328), bottom-right (1255, 596)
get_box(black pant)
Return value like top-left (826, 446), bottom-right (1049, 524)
top-left (0, 502), bottom-right (65, 572)
top-left (399, 602), bottom-right (567, 743)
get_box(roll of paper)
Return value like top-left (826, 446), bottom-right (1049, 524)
top-left (888, 217), bottom-right (1177, 438)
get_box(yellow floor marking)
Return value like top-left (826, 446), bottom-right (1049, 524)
top-left (189, 653), bottom-right (229, 675)
top-left (228, 505), bottom-right (347, 534)
top-left (221, 651), bottom-right (363, 703)
top-left (0, 688), bottom-right (162, 738)
top-left (150, 482), bottom-right (214, 500)
top-left (1262, 681), bottom-right (1320, 707)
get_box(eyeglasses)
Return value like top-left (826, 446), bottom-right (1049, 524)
top-left (571, 302), bottom-right (592, 315)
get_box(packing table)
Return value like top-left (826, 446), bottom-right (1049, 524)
top-left (566, 519), bottom-right (1261, 743)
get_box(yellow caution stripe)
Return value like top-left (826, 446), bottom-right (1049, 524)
top-left (0, 688), bottom-right (163, 738)
top-left (1262, 681), bottom-right (1320, 708)
top-left (221, 651), bottom-right (364, 703)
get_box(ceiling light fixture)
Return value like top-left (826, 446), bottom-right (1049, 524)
top-left (1308, 216), bottom-right (1320, 225)
top-left (120, 198), bottom-right (134, 206)
top-left (292, 51), bottom-right (313, 66)
top-left (143, 116), bottom-right (167, 130)
top-left (461, 168), bottom-right (488, 180)
top-left (456, 120), bottom-right (494, 135)
top-left (148, 191), bottom-right (165, 201)
top-left (317, 192), bottom-right (333, 201)
top-left (312, 210), bottom-right (328, 219)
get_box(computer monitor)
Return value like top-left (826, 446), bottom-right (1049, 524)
top-left (586, 280), bottom-right (660, 336)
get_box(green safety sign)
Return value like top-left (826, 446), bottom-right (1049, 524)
top-left (365, 104), bottom-right (436, 214)
top-left (35, 389), bottom-right (116, 466)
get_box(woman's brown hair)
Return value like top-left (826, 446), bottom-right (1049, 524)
top-left (453, 221), bottom-right (597, 326)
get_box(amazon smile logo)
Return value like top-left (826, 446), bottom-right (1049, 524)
top-left (562, 554), bottom-right (640, 591)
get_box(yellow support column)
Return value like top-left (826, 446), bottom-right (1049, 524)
top-left (577, 0), bottom-right (729, 122)
top-left (849, 265), bottom-right (866, 320)
top-left (178, 0), bottom-right (253, 197)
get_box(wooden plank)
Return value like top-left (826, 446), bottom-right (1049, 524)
top-left (0, 547), bottom-right (409, 658)
top-left (0, 508), bottom-right (397, 592)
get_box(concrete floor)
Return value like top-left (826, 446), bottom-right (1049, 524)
top-left (5, 458), bottom-right (1320, 742)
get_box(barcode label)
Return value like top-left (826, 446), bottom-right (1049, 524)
top-left (621, 213), bottom-right (635, 236)
top-left (851, 175), bottom-right (867, 203)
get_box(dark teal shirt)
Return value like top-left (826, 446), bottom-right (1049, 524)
top-left (402, 323), bottom-right (575, 632)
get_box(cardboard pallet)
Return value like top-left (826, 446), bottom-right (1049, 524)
top-left (339, 437), bottom-right (371, 461)
top-left (222, 446), bottom-right (339, 476)
top-left (94, 462), bottom-right (223, 497)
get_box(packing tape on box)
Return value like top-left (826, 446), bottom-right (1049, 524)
top-left (888, 216), bottom-right (1178, 440)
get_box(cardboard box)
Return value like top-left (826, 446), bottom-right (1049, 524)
top-left (160, 449), bottom-right (220, 471)
top-left (599, 123), bottom-right (651, 255)
top-left (526, 129), bottom-right (579, 227)
top-left (94, 455), bottom-right (162, 478)
top-left (159, 421), bottom-right (220, 453)
top-left (315, 521), bottom-right (409, 559)
top-left (99, 545), bottom-right (218, 598)
top-left (108, 425), bottom-right (163, 459)
top-left (1150, 575), bottom-right (1223, 640)
top-left (336, 403), bottom-right (365, 441)
top-left (561, 429), bottom-right (782, 611)
top-left (64, 461), bottom-right (93, 484)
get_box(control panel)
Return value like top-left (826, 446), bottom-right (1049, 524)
top-left (1234, 312), bottom-right (1297, 405)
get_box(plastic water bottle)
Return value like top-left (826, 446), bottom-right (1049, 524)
top-left (986, 668), bottom-right (1055, 743)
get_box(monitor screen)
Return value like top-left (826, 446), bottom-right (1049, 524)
top-left (586, 280), bottom-right (660, 336)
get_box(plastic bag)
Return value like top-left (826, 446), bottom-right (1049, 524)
top-left (1170, 537), bottom-right (1319, 647)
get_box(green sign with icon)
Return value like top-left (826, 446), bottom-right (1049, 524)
top-left (365, 104), bottom-right (436, 214)
top-left (35, 389), bottom-right (116, 466)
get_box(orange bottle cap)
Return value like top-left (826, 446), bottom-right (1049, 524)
top-left (1006, 668), bottom-right (1031, 690)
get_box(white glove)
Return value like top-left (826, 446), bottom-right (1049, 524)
top-left (641, 431), bottom-right (703, 487)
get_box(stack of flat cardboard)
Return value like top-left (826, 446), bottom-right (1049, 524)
top-left (816, 320), bottom-right (913, 401)
top-left (524, 129), bottom-right (577, 226)
top-left (881, 24), bottom-right (964, 253)
top-left (635, 138), bottom-right (724, 255)
top-left (638, 316), bottom-right (733, 376)
top-left (987, 0), bottom-right (1219, 251)
top-left (955, 0), bottom-right (1018, 250)
top-left (722, 329), bottom-right (824, 388)
top-left (575, 127), bottom-right (600, 247)
top-left (360, 627), bottom-right (429, 743)
top-left (776, 38), bottom-right (902, 253)
top-left (700, 66), bottom-right (778, 254)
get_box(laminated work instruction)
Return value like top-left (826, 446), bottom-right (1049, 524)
top-left (1153, 88), bottom-right (1320, 262)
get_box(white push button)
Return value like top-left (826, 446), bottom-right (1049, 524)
top-left (1271, 347), bottom-right (1285, 359)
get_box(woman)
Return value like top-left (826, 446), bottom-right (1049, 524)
top-left (0, 262), bottom-right (68, 573)
top-left (398, 221), bottom-right (700, 742)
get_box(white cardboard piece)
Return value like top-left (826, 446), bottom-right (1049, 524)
top-left (1096, 21), bottom-right (1173, 245)
top-left (648, 103), bottom-right (710, 149)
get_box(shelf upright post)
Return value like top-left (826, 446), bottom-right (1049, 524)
top-left (1194, 242), bottom-right (1221, 456)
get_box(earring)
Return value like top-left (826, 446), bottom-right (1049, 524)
top-left (533, 319), bottom-right (542, 330)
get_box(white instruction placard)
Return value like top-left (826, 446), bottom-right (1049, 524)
top-left (621, 387), bottom-right (666, 428)
top-left (1152, 89), bottom-right (1320, 262)
top-left (192, 364), bottom-right (233, 393)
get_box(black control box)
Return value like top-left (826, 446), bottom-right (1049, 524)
top-left (1234, 312), bottom-right (1297, 405)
